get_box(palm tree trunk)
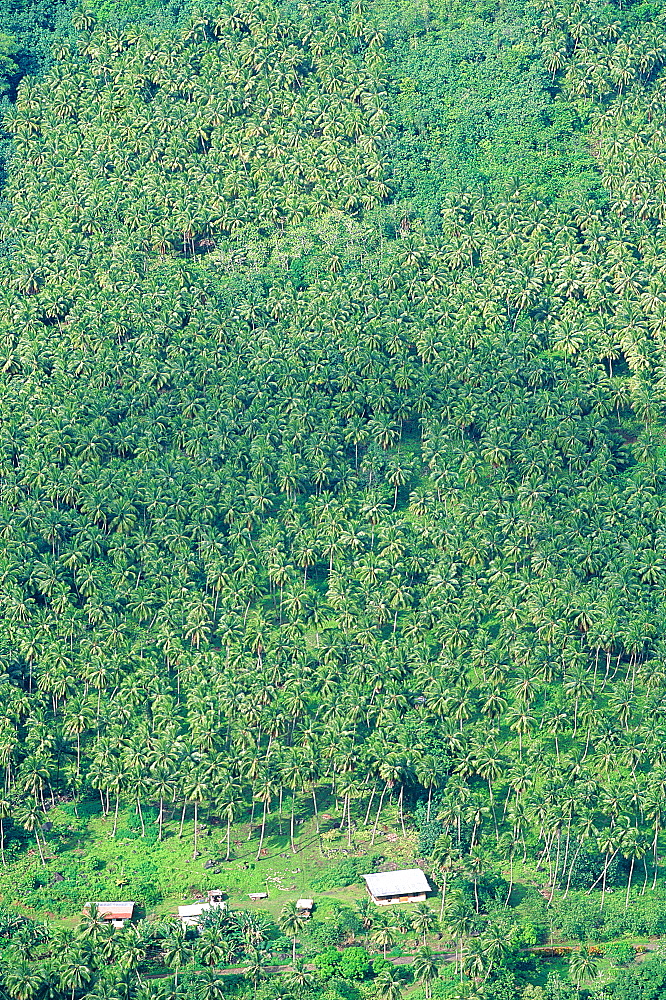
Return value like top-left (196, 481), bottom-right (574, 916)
top-left (137, 795), bottom-right (145, 837)
top-left (625, 856), bottom-right (635, 910)
top-left (226, 815), bottom-right (231, 861)
top-left (35, 830), bottom-right (45, 865)
top-left (363, 785), bottom-right (376, 826)
top-left (506, 855), bottom-right (514, 906)
top-left (256, 798), bottom-right (268, 861)
top-left (113, 794), bottom-right (120, 837)
top-left (311, 787), bottom-right (319, 834)
top-left (371, 782), bottom-right (389, 845)
top-left (398, 786), bottom-right (406, 838)
top-left (290, 795), bottom-right (296, 854)
top-left (193, 801), bottom-right (198, 859)
top-left (440, 873), bottom-right (448, 919)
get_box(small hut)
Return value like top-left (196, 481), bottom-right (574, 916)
top-left (296, 898), bottom-right (314, 918)
top-left (84, 902), bottom-right (135, 929)
top-left (178, 900), bottom-right (226, 928)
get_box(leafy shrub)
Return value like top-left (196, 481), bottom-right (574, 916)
top-left (311, 856), bottom-right (379, 891)
top-left (303, 903), bottom-right (362, 952)
top-left (603, 941), bottom-right (636, 967)
top-left (609, 957), bottom-right (666, 1000)
top-left (313, 946), bottom-right (372, 981)
top-left (338, 947), bottom-right (372, 980)
top-left (314, 948), bottom-right (345, 980)
top-left (565, 850), bottom-right (628, 891)
top-left (414, 800), bottom-right (443, 857)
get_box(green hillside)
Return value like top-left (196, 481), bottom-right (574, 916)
top-left (0, 2), bottom-right (665, 999)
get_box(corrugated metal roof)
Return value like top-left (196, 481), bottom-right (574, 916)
top-left (178, 901), bottom-right (226, 918)
top-left (85, 902), bottom-right (135, 920)
top-left (178, 904), bottom-right (209, 918)
top-left (362, 869), bottom-right (431, 897)
top-left (296, 898), bottom-right (313, 909)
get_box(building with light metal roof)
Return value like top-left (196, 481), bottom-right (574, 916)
top-left (362, 868), bottom-right (431, 905)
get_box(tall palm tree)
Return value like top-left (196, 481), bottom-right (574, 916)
top-left (277, 902), bottom-right (305, 963)
top-left (375, 967), bottom-right (402, 1000)
top-left (568, 948), bottom-right (599, 991)
top-left (411, 904), bottom-right (437, 947)
top-left (412, 946), bottom-right (438, 1000)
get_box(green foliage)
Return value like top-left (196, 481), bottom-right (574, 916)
top-left (313, 946), bottom-right (373, 981)
top-left (369, 0), bottom-right (604, 224)
top-left (565, 850), bottom-right (627, 891)
top-left (603, 941), bottom-right (636, 967)
top-left (609, 956), bottom-right (666, 1000)
top-left (312, 858), bottom-right (379, 891)
top-left (0, 31), bottom-right (17, 91)
top-left (0, 7), bottom-right (665, 1000)
top-left (414, 801), bottom-right (442, 857)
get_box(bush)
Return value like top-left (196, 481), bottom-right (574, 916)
top-left (314, 948), bottom-right (344, 980)
top-left (610, 956), bottom-right (666, 1000)
top-left (565, 850), bottom-right (628, 891)
top-left (313, 946), bottom-right (372, 981)
top-left (302, 902), bottom-right (363, 952)
top-left (414, 800), bottom-right (443, 857)
top-left (338, 947), bottom-right (372, 980)
top-left (603, 941), bottom-right (635, 967)
top-left (311, 856), bottom-right (380, 891)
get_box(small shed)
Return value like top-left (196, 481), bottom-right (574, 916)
top-left (84, 902), bottom-right (135, 929)
top-left (178, 901), bottom-right (226, 928)
top-left (207, 889), bottom-right (225, 904)
top-left (248, 892), bottom-right (268, 901)
top-left (296, 898), bottom-right (313, 917)
top-left (362, 869), bottom-right (431, 906)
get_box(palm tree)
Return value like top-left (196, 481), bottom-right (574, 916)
top-left (77, 904), bottom-right (107, 945)
top-left (182, 769), bottom-right (209, 859)
top-left (3, 961), bottom-right (45, 1000)
top-left (370, 920), bottom-right (396, 959)
top-left (196, 969), bottom-right (228, 1000)
top-left (58, 953), bottom-right (93, 1000)
top-left (568, 948), bottom-right (599, 991)
top-left (411, 904), bottom-right (437, 947)
top-left (162, 925), bottom-right (190, 988)
top-left (244, 948), bottom-right (270, 998)
top-left (283, 958), bottom-right (313, 992)
top-left (412, 946), bottom-right (438, 1000)
top-left (0, 794), bottom-right (10, 864)
top-left (431, 834), bottom-right (459, 917)
top-left (15, 801), bottom-right (46, 865)
top-left (277, 902), bottom-right (305, 963)
top-left (375, 967), bottom-right (402, 1000)
top-left (254, 772), bottom-right (277, 862)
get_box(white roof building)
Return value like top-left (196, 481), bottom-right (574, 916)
top-left (362, 869), bottom-right (431, 905)
top-left (84, 902), bottom-right (135, 928)
top-left (178, 901), bottom-right (226, 927)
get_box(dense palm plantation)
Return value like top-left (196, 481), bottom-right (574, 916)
top-left (0, 0), bottom-right (666, 998)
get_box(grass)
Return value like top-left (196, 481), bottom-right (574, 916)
top-left (0, 791), bottom-right (429, 926)
top-left (0, 792), bottom-right (663, 998)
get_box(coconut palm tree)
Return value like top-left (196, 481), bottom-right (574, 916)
top-left (277, 902), bottom-right (305, 963)
top-left (568, 948), bottom-right (599, 992)
top-left (412, 947), bottom-right (438, 1000)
